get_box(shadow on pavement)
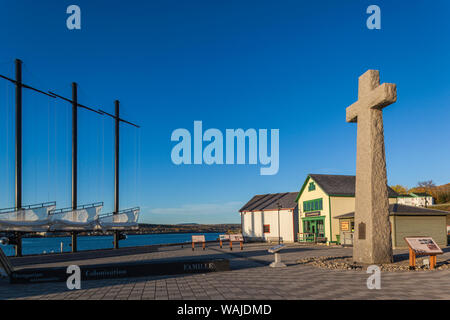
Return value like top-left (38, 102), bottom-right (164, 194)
top-left (0, 245), bottom-right (319, 299)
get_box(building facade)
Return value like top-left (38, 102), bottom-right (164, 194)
top-left (296, 174), bottom-right (398, 244)
top-left (335, 204), bottom-right (449, 248)
top-left (240, 192), bottom-right (299, 243)
top-left (240, 174), bottom-right (449, 247)
top-left (397, 193), bottom-right (434, 207)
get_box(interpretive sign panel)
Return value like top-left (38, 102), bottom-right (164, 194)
top-left (341, 221), bottom-right (350, 231)
top-left (268, 244), bottom-right (285, 254)
top-left (192, 235), bottom-right (206, 243)
top-left (219, 234), bottom-right (230, 241)
top-left (229, 234), bottom-right (244, 242)
top-left (404, 237), bottom-right (443, 255)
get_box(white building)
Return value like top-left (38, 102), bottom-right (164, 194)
top-left (239, 192), bottom-right (299, 243)
top-left (397, 193), bottom-right (434, 207)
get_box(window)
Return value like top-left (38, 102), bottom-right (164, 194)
top-left (263, 225), bottom-right (270, 233)
top-left (308, 182), bottom-right (316, 191)
top-left (303, 198), bottom-right (323, 212)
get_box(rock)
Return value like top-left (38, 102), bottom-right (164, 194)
top-left (296, 255), bottom-right (449, 273)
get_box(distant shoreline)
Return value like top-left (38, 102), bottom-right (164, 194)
top-left (3, 224), bottom-right (242, 239)
top-left (20, 231), bottom-right (226, 239)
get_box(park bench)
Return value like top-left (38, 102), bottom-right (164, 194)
top-left (266, 236), bottom-right (283, 244)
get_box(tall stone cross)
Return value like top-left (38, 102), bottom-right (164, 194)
top-left (346, 70), bottom-right (396, 264)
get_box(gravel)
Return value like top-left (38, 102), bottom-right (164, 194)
top-left (296, 256), bottom-right (450, 272)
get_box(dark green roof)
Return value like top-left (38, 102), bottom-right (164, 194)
top-left (296, 174), bottom-right (398, 201)
top-left (410, 192), bottom-right (432, 197)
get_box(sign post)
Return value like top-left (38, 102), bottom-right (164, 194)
top-left (229, 234), bottom-right (244, 251)
top-left (219, 234), bottom-right (230, 248)
top-left (404, 237), bottom-right (443, 270)
top-left (268, 244), bottom-right (286, 268)
top-left (192, 235), bottom-right (206, 251)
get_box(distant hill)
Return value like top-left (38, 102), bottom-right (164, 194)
top-left (430, 202), bottom-right (450, 212)
top-left (410, 183), bottom-right (450, 193)
top-left (409, 183), bottom-right (450, 204)
top-left (135, 223), bottom-right (241, 235)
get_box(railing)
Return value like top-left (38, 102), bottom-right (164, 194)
top-left (98, 207), bottom-right (140, 219)
top-left (48, 202), bottom-right (104, 216)
top-left (0, 202), bottom-right (56, 215)
top-left (298, 232), bottom-right (326, 243)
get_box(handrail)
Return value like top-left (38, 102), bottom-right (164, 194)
top-left (98, 207), bottom-right (140, 219)
top-left (48, 202), bottom-right (104, 215)
top-left (0, 201), bottom-right (56, 215)
top-left (297, 232), bottom-right (326, 242)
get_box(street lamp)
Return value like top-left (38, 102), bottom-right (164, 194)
top-left (277, 201), bottom-right (282, 245)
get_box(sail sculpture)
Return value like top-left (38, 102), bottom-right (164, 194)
top-left (48, 202), bottom-right (103, 231)
top-left (98, 207), bottom-right (140, 230)
top-left (0, 202), bottom-right (56, 232)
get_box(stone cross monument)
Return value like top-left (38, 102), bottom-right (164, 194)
top-left (346, 70), bottom-right (396, 264)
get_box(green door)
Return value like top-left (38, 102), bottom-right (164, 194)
top-left (302, 217), bottom-right (325, 242)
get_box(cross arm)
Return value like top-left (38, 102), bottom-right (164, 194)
top-left (49, 91), bottom-right (104, 115)
top-left (0, 73), bottom-right (57, 98)
top-left (346, 83), bottom-right (397, 123)
top-left (98, 109), bottom-right (140, 128)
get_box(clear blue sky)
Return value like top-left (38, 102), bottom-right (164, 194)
top-left (0, 1), bottom-right (449, 224)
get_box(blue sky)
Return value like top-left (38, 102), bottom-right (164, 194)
top-left (0, 1), bottom-right (449, 224)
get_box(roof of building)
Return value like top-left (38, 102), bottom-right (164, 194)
top-left (300, 174), bottom-right (398, 198)
top-left (398, 192), bottom-right (432, 198)
top-left (240, 192), bottom-right (298, 212)
top-left (398, 194), bottom-right (413, 198)
top-left (410, 192), bottom-right (432, 197)
top-left (334, 204), bottom-right (450, 219)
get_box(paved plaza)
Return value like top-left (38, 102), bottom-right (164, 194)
top-left (1, 243), bottom-right (449, 300)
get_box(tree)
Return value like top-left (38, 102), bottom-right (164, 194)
top-left (409, 180), bottom-right (436, 195)
top-left (390, 185), bottom-right (408, 195)
top-left (417, 180), bottom-right (436, 189)
top-left (436, 191), bottom-right (450, 204)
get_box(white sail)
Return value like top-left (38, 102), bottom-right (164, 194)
top-left (49, 203), bottom-right (103, 231)
top-left (98, 207), bottom-right (140, 230)
top-left (0, 202), bottom-right (55, 232)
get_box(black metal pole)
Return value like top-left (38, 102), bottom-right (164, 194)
top-left (71, 82), bottom-right (78, 253)
top-left (113, 100), bottom-right (120, 249)
top-left (15, 59), bottom-right (23, 257)
top-left (277, 202), bottom-right (281, 245)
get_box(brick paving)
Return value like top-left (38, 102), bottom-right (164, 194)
top-left (1, 243), bottom-right (449, 300)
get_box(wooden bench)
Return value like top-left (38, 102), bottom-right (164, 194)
top-left (266, 236), bottom-right (283, 244)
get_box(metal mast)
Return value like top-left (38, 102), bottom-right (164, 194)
top-left (99, 101), bottom-right (139, 249)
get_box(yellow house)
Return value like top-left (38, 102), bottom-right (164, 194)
top-left (295, 174), bottom-right (398, 244)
